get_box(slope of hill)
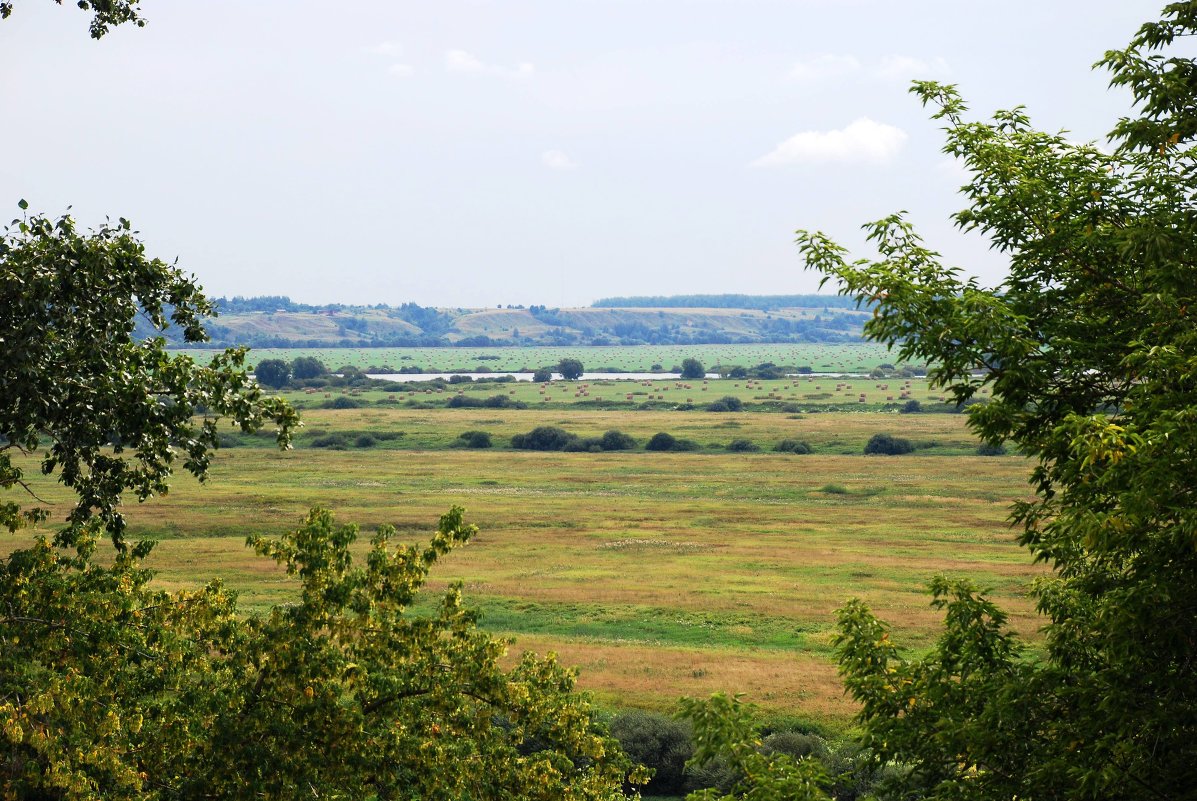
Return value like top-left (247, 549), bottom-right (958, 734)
top-left (162, 296), bottom-right (867, 347)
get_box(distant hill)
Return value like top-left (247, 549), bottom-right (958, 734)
top-left (150, 295), bottom-right (868, 348)
top-left (592, 294), bottom-right (862, 310)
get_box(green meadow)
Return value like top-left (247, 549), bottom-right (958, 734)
top-left (174, 343), bottom-right (902, 374)
top-left (8, 367), bottom-right (1037, 728)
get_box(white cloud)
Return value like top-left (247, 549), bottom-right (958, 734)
top-left (365, 41), bottom-right (402, 57)
top-left (752, 117), bottom-right (908, 167)
top-left (873, 55), bottom-right (951, 82)
top-left (387, 63), bottom-right (415, 78)
top-left (445, 49), bottom-right (534, 78)
top-left (541, 150), bottom-right (578, 170)
top-left (786, 54), bottom-right (951, 84)
top-left (788, 53), bottom-right (861, 81)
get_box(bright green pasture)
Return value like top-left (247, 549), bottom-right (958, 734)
top-left (174, 343), bottom-right (901, 373)
top-left (281, 375), bottom-right (968, 417)
top-left (9, 407), bottom-right (1037, 725)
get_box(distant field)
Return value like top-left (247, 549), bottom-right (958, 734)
top-left (278, 375), bottom-right (965, 418)
top-left (173, 343), bottom-right (903, 374)
top-left (8, 401), bottom-right (1037, 728)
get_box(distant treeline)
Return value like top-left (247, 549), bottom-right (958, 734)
top-left (591, 294), bottom-right (863, 310)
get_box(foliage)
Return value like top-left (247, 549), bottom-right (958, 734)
top-left (773, 439), bottom-right (812, 455)
top-left (597, 430), bottom-right (637, 451)
top-left (726, 439), bottom-right (760, 453)
top-left (533, 367), bottom-right (553, 382)
top-left (290, 355), bottom-right (326, 379)
top-left (862, 433), bottom-right (914, 455)
top-left (975, 442), bottom-right (1007, 456)
top-left (609, 709), bottom-right (694, 796)
top-left (0, 0), bottom-right (144, 38)
top-left (511, 426), bottom-right (578, 451)
top-left (707, 396), bottom-right (744, 412)
top-left (678, 694), bottom-right (830, 801)
top-left (899, 399), bottom-right (922, 414)
top-left (0, 205), bottom-right (298, 548)
top-left (458, 430), bottom-right (494, 448)
top-left (794, 5), bottom-right (1197, 798)
top-left (253, 358), bottom-right (292, 388)
top-left (319, 395), bottom-right (367, 410)
top-left (558, 358), bottom-right (585, 380)
top-left (0, 508), bottom-right (634, 800)
top-left (681, 358), bottom-right (706, 380)
top-left (645, 432), bottom-right (701, 452)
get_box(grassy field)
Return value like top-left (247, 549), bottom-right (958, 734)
top-left (8, 393), bottom-right (1039, 729)
top-left (173, 343), bottom-right (903, 374)
top-left (279, 374), bottom-right (973, 418)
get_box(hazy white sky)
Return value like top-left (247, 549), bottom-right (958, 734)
top-left (0, 1), bottom-right (1156, 307)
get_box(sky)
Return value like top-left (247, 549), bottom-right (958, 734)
top-left (0, 0), bottom-right (1159, 308)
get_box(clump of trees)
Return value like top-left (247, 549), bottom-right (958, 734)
top-left (510, 427), bottom-right (636, 452)
top-left (457, 430), bottom-right (494, 448)
top-left (706, 395), bottom-right (744, 412)
top-left (863, 433), bottom-right (915, 455)
top-left (645, 432), bottom-right (701, 452)
top-left (557, 358), bottom-right (584, 380)
top-left (680, 357), bottom-right (705, 379)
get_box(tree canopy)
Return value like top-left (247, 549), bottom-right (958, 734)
top-left (0, 205), bottom-right (299, 549)
top-left (686, 3), bottom-right (1197, 799)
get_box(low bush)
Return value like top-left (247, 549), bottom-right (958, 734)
top-left (457, 431), bottom-right (493, 449)
top-left (864, 433), bottom-right (915, 455)
top-left (900, 399), bottom-right (922, 413)
top-left (706, 395), bottom-right (744, 412)
top-left (320, 396), bottom-right (367, 410)
top-left (599, 430), bottom-right (636, 451)
top-left (821, 483), bottom-right (849, 494)
top-left (446, 394), bottom-right (528, 410)
top-left (645, 432), bottom-right (701, 452)
top-left (726, 438), bottom-right (760, 452)
top-left (774, 439), bottom-right (812, 454)
top-left (977, 441), bottom-right (1008, 456)
top-left (511, 426), bottom-right (577, 451)
top-left (608, 711), bottom-right (693, 797)
top-left (354, 434), bottom-right (377, 448)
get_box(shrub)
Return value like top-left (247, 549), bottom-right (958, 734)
top-left (774, 439), bottom-right (812, 454)
top-left (599, 430), bottom-right (636, 451)
top-left (760, 731), bottom-right (830, 763)
top-left (446, 394), bottom-right (527, 410)
top-left (354, 434), bottom-right (377, 448)
top-left (706, 395), bottom-right (743, 412)
top-left (511, 426), bottom-right (577, 451)
top-left (864, 433), bottom-right (915, 455)
top-left (458, 431), bottom-right (493, 449)
top-left (310, 433), bottom-right (350, 449)
top-left (680, 358), bottom-right (705, 380)
top-left (532, 367), bottom-right (552, 383)
top-left (726, 438), bottom-right (759, 452)
top-left (900, 399), bottom-right (922, 413)
top-left (645, 433), bottom-right (700, 452)
top-left (321, 396), bottom-right (366, 410)
top-left (977, 442), bottom-right (1008, 456)
top-left (608, 710), bottom-right (693, 797)
top-left (448, 374), bottom-right (473, 384)
top-left (821, 483), bottom-right (849, 494)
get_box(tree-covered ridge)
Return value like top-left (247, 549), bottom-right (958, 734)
top-left (591, 294), bottom-right (863, 310)
top-left (141, 299), bottom-right (869, 348)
